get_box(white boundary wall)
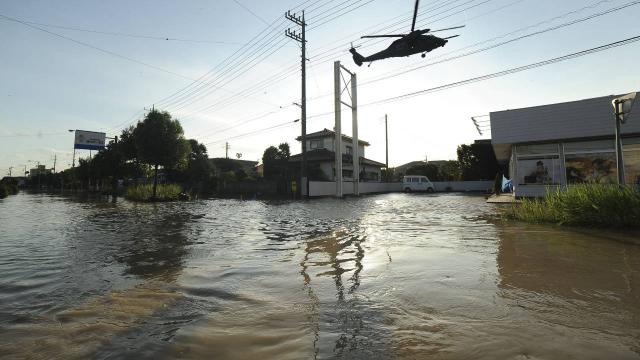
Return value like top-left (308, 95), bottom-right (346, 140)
top-left (309, 182), bottom-right (401, 197)
top-left (431, 181), bottom-right (493, 192)
top-left (309, 181), bottom-right (492, 197)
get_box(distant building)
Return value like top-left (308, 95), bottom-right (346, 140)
top-left (289, 128), bottom-right (385, 182)
top-left (28, 165), bottom-right (52, 177)
top-left (490, 93), bottom-right (640, 197)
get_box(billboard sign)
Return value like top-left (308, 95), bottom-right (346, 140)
top-left (74, 130), bottom-right (106, 150)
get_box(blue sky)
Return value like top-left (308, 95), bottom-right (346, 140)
top-left (1, 0), bottom-right (639, 174)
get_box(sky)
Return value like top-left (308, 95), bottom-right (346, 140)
top-left (1, 0), bottom-right (639, 175)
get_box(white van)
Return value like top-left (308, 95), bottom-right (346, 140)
top-left (402, 175), bottom-right (435, 193)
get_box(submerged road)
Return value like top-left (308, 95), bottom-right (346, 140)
top-left (0, 192), bottom-right (638, 359)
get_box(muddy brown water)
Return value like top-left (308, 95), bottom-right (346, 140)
top-left (0, 192), bottom-right (638, 359)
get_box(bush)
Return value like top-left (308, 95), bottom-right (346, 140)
top-left (505, 184), bottom-right (640, 228)
top-left (125, 183), bottom-right (184, 202)
top-left (0, 182), bottom-right (18, 198)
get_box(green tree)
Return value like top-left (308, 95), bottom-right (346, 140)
top-left (262, 143), bottom-right (291, 180)
top-left (457, 142), bottom-right (499, 181)
top-left (134, 110), bottom-right (190, 199)
top-left (406, 163), bottom-right (439, 180)
top-left (438, 160), bottom-right (461, 181)
top-left (185, 139), bottom-right (211, 184)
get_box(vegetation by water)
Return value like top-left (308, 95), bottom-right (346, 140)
top-left (125, 183), bottom-right (183, 202)
top-left (506, 184), bottom-right (640, 228)
top-left (0, 181), bottom-right (19, 198)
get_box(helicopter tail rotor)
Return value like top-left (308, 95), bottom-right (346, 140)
top-left (349, 47), bottom-right (365, 67)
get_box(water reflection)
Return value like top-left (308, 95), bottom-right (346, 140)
top-left (116, 211), bottom-right (194, 281)
top-left (300, 226), bottom-right (393, 359)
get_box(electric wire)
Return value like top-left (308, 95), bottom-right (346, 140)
top-left (364, 35), bottom-right (640, 106)
top-left (4, 18), bottom-right (240, 44)
top-left (207, 35), bottom-right (639, 145)
top-left (0, 13), bottom-right (197, 82)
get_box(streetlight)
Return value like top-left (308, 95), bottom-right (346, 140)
top-left (612, 92), bottom-right (637, 184)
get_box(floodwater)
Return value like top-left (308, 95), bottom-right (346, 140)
top-left (0, 192), bottom-right (639, 360)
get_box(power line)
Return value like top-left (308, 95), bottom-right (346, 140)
top-left (364, 35), bottom-right (640, 106)
top-left (232, 0), bottom-right (271, 25)
top-left (205, 118), bottom-right (300, 145)
top-left (207, 0), bottom-right (494, 110)
top-left (207, 35), bottom-right (639, 147)
top-left (0, 13), bottom-right (197, 82)
top-left (301, 0), bottom-right (636, 103)
top-left (361, 0), bottom-right (640, 85)
top-left (160, 0), bottom-right (382, 117)
top-left (180, 0), bottom-right (470, 116)
top-left (3, 18), bottom-right (241, 44)
top-left (111, 0), bottom-right (332, 131)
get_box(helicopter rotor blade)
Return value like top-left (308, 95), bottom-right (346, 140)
top-left (442, 34), bottom-right (460, 40)
top-left (411, 0), bottom-right (420, 32)
top-left (429, 25), bottom-right (466, 33)
top-left (361, 34), bottom-right (406, 38)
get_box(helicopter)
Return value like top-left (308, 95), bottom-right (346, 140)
top-left (349, 0), bottom-right (464, 66)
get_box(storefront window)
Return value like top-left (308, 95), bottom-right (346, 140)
top-left (624, 143), bottom-right (640, 186)
top-left (565, 153), bottom-right (617, 184)
top-left (515, 143), bottom-right (561, 185)
top-left (517, 157), bottom-right (561, 185)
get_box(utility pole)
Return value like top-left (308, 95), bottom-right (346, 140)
top-left (334, 61), bottom-right (343, 198)
top-left (286, 9), bottom-right (307, 197)
top-left (385, 114), bottom-right (389, 181)
top-left (52, 154), bottom-right (57, 174)
top-left (8, 167), bottom-right (13, 177)
top-left (225, 142), bottom-right (230, 159)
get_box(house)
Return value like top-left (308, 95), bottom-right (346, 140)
top-left (289, 128), bottom-right (386, 182)
top-left (490, 93), bottom-right (640, 197)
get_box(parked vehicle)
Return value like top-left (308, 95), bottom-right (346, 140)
top-left (402, 175), bottom-right (435, 193)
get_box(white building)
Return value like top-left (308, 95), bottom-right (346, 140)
top-left (490, 93), bottom-right (640, 197)
top-left (289, 129), bottom-right (385, 182)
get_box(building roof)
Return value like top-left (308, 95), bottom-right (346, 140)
top-left (490, 93), bottom-right (640, 145)
top-left (289, 149), bottom-right (385, 167)
top-left (296, 128), bottom-right (370, 146)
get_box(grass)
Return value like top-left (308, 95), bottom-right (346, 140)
top-left (505, 183), bottom-right (640, 228)
top-left (125, 183), bottom-right (184, 202)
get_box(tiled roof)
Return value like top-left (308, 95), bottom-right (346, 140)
top-left (289, 149), bottom-right (385, 167)
top-left (296, 128), bottom-right (370, 146)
